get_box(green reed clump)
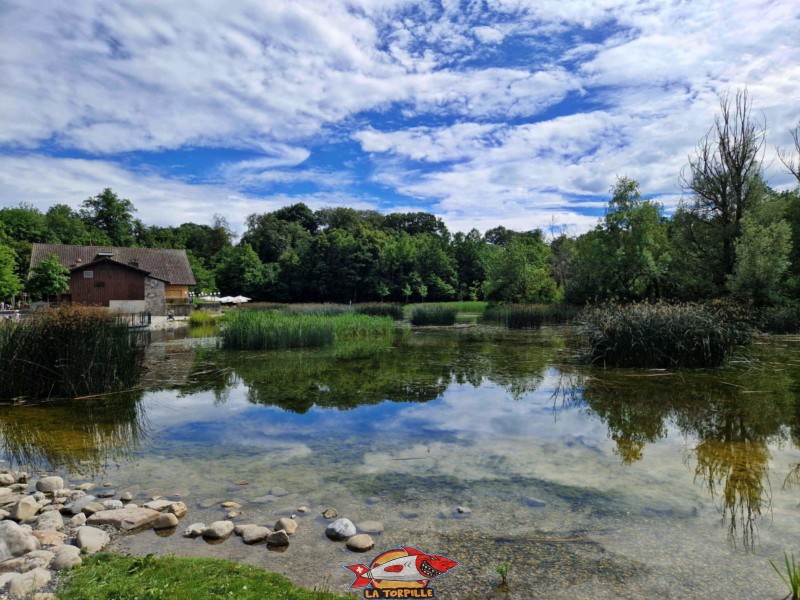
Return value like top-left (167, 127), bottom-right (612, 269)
top-left (482, 304), bottom-right (580, 329)
top-left (0, 305), bottom-right (145, 400)
top-left (755, 305), bottom-right (800, 334)
top-left (411, 306), bottom-right (457, 326)
top-left (188, 309), bottom-right (216, 326)
top-left (355, 303), bottom-right (404, 320)
top-left (576, 302), bottom-right (751, 369)
top-left (220, 310), bottom-right (394, 350)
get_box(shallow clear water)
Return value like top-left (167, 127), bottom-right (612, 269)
top-left (2, 326), bottom-right (800, 598)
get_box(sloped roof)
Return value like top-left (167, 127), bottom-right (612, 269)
top-left (30, 244), bottom-right (196, 285)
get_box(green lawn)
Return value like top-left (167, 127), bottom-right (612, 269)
top-left (57, 553), bottom-right (352, 600)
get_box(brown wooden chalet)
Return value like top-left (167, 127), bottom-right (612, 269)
top-left (29, 244), bottom-right (195, 315)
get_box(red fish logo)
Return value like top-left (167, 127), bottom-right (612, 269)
top-left (345, 546), bottom-right (458, 597)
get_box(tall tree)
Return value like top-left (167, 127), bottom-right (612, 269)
top-left (778, 121), bottom-right (800, 184)
top-left (26, 254), bottom-right (69, 300)
top-left (79, 188), bottom-right (137, 246)
top-left (0, 245), bottom-right (21, 301)
top-left (484, 230), bottom-right (558, 303)
top-left (680, 89), bottom-right (767, 283)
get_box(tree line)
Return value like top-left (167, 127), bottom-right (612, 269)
top-left (2, 90), bottom-right (799, 306)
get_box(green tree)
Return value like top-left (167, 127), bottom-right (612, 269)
top-left (45, 204), bottom-right (92, 245)
top-left (0, 245), bottom-right (21, 301)
top-left (79, 188), bottom-right (137, 246)
top-left (26, 254), bottom-right (69, 299)
top-left (186, 252), bottom-right (217, 296)
top-left (484, 231), bottom-right (558, 303)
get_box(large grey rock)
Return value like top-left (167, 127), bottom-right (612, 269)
top-left (153, 514), bottom-right (179, 530)
top-left (35, 477), bottom-right (64, 494)
top-left (76, 526), bottom-right (110, 554)
top-left (240, 525), bottom-right (270, 544)
top-left (34, 511), bottom-right (63, 532)
top-left (87, 507), bottom-right (160, 530)
top-left (266, 530), bottom-right (290, 546)
top-left (182, 523), bottom-right (205, 538)
top-left (346, 534), bottom-right (375, 552)
top-left (202, 521), bottom-right (234, 540)
top-left (325, 518), bottom-right (356, 540)
top-left (0, 521), bottom-right (39, 560)
top-left (62, 495), bottom-right (97, 515)
top-left (10, 497), bottom-right (38, 522)
top-left (8, 567), bottom-right (50, 597)
top-left (52, 545), bottom-right (81, 570)
top-left (273, 518), bottom-right (297, 535)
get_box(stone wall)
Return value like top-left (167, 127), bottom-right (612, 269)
top-left (144, 278), bottom-right (166, 315)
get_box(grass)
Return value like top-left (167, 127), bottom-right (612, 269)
top-left (187, 309), bottom-right (217, 326)
top-left (482, 304), bottom-right (580, 329)
top-left (410, 306), bottom-right (457, 326)
top-left (771, 551), bottom-right (800, 600)
top-left (56, 553), bottom-right (349, 600)
top-left (0, 305), bottom-right (145, 400)
top-left (220, 310), bottom-right (395, 350)
top-left (575, 302), bottom-right (751, 369)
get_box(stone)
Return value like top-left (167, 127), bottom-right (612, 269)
top-left (34, 511), bottom-right (63, 532)
top-left (8, 567), bottom-right (50, 597)
top-left (356, 520), bottom-right (384, 533)
top-left (9, 483), bottom-right (27, 492)
top-left (325, 518), bottom-right (356, 540)
top-left (241, 525), bottom-right (270, 544)
top-left (87, 507), bottom-right (161, 530)
top-left (364, 496), bottom-right (381, 505)
top-left (0, 549), bottom-right (54, 573)
top-left (0, 509), bottom-right (8, 519)
top-left (95, 488), bottom-right (116, 499)
top-left (120, 492), bottom-right (133, 502)
top-left (226, 511), bottom-right (241, 519)
top-left (198, 498), bottom-right (221, 509)
top-left (82, 502), bottom-right (106, 516)
top-left (0, 521), bottom-right (39, 560)
top-left (273, 518), bottom-right (297, 535)
top-left (62, 495), bottom-right (97, 515)
top-left (0, 488), bottom-right (12, 498)
top-left (32, 492), bottom-right (46, 502)
top-left (296, 506), bottom-right (309, 514)
top-left (68, 513), bottom-right (86, 527)
top-left (322, 508), bottom-right (338, 519)
top-left (14, 473), bottom-right (28, 484)
top-left (32, 530), bottom-right (66, 547)
top-left (220, 501), bottom-right (240, 509)
top-left (102, 500), bottom-right (123, 510)
top-left (10, 497), bottom-right (38, 522)
top-left (154, 514), bottom-right (179, 530)
top-left (76, 526), bottom-right (110, 554)
top-left (35, 477), bottom-right (64, 494)
top-left (524, 497), bottom-right (546, 508)
top-left (202, 521), bottom-right (234, 540)
top-left (73, 483), bottom-right (94, 492)
top-left (0, 474), bottom-right (14, 486)
top-left (167, 502), bottom-right (187, 518)
top-left (143, 499), bottom-right (174, 512)
top-left (266, 530), bottom-right (289, 547)
top-left (51, 546), bottom-right (81, 571)
top-left (268, 487), bottom-right (289, 497)
top-left (453, 506), bottom-right (472, 518)
top-left (183, 523), bottom-right (206, 538)
top-left (399, 510), bottom-right (419, 519)
top-left (0, 572), bottom-right (14, 588)
top-left (346, 534), bottom-right (375, 552)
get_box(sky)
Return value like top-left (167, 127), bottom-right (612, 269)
top-left (0, 0), bottom-right (798, 236)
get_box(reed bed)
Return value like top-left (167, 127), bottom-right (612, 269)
top-left (282, 303), bottom-right (355, 317)
top-left (220, 310), bottom-right (395, 350)
top-left (0, 305), bottom-right (145, 400)
top-left (188, 309), bottom-right (217, 326)
top-left (354, 303), bottom-right (404, 320)
top-left (410, 306), bottom-right (457, 326)
top-left (755, 305), bottom-right (800, 334)
top-left (575, 302), bottom-right (751, 369)
top-left (482, 304), bottom-right (580, 329)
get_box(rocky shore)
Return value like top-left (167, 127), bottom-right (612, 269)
top-left (0, 468), bottom-right (382, 599)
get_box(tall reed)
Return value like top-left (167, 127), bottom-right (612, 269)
top-left (482, 304), bottom-right (580, 329)
top-left (0, 305), bottom-right (145, 400)
top-left (188, 309), bottom-right (216, 326)
top-left (355, 303), bottom-right (404, 320)
top-left (576, 302), bottom-right (751, 369)
top-left (410, 306), bottom-right (457, 326)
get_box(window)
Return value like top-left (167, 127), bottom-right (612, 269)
top-left (83, 271), bottom-right (94, 279)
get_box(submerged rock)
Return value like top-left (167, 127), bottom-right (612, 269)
top-left (356, 520), bottom-right (384, 534)
top-left (346, 534), bottom-right (375, 552)
top-left (322, 508), bottom-right (338, 519)
top-left (266, 530), bottom-right (290, 547)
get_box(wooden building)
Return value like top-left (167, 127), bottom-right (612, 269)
top-left (29, 244), bottom-right (196, 315)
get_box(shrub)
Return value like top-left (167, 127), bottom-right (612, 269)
top-left (355, 303), bottom-right (404, 320)
top-left (411, 306), bottom-right (457, 326)
top-left (0, 305), bottom-right (145, 400)
top-left (188, 309), bottom-right (216, 326)
top-left (576, 302), bottom-right (751, 368)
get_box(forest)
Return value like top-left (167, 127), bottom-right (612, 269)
top-left (2, 91), bottom-right (800, 308)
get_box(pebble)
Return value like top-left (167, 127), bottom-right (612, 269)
top-left (296, 506), bottom-right (309, 514)
top-left (62, 495), bottom-right (97, 516)
top-left (325, 518), bottom-right (356, 540)
top-left (322, 508), bottom-right (338, 519)
top-left (142, 499), bottom-right (174, 512)
top-left (120, 492), bottom-right (133, 502)
top-left (226, 511), bottom-right (241, 519)
top-left (364, 496), bottom-right (381, 505)
top-left (183, 523), bottom-right (206, 538)
top-left (220, 501), bottom-right (240, 509)
top-left (346, 534), bottom-right (375, 552)
top-left (73, 483), bottom-right (94, 491)
top-left (274, 518), bottom-right (297, 535)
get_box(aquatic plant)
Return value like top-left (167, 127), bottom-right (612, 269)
top-left (188, 309), bottom-right (216, 326)
top-left (410, 306), bottom-right (457, 326)
top-left (220, 310), bottom-right (394, 350)
top-left (482, 304), bottom-right (580, 329)
top-left (575, 302), bottom-right (751, 368)
top-left (495, 561), bottom-right (511, 586)
top-left (771, 552), bottom-right (800, 600)
top-left (0, 305), bottom-right (145, 400)
top-left (354, 303), bottom-right (404, 320)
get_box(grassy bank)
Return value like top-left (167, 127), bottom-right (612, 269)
top-left (220, 310), bottom-right (395, 350)
top-left (576, 302), bottom-right (751, 369)
top-left (57, 553), bottom-right (349, 600)
top-left (0, 305), bottom-right (145, 400)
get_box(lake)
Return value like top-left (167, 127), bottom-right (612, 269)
top-left (2, 326), bottom-right (799, 599)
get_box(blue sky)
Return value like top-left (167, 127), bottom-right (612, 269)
top-left (0, 0), bottom-right (798, 235)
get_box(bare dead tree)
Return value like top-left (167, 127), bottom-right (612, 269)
top-left (680, 88), bottom-right (767, 278)
top-left (777, 121), bottom-right (800, 184)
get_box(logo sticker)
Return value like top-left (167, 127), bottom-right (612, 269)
top-left (344, 545), bottom-right (458, 598)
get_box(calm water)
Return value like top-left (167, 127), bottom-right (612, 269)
top-left (2, 326), bottom-right (800, 599)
